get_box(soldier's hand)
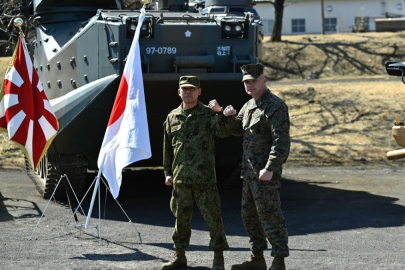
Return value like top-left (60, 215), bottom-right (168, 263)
top-left (223, 105), bottom-right (237, 117)
top-left (259, 168), bottom-right (273, 181)
top-left (208, 100), bottom-right (222, 113)
top-left (165, 176), bottom-right (173, 186)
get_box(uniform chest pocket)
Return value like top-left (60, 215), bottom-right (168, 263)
top-left (247, 113), bottom-right (270, 135)
top-left (171, 125), bottom-right (181, 133)
top-left (250, 114), bottom-right (262, 127)
top-left (244, 110), bottom-right (262, 129)
top-left (170, 121), bottom-right (182, 133)
top-left (187, 115), bottom-right (210, 136)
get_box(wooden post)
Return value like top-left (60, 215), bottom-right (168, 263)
top-left (321, 0), bottom-right (325, 34)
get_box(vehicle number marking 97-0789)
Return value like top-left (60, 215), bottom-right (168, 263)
top-left (146, 47), bottom-right (177, 54)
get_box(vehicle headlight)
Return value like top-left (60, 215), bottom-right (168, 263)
top-left (126, 17), bottom-right (153, 38)
top-left (140, 21), bottom-right (152, 37)
top-left (221, 20), bottom-right (245, 38)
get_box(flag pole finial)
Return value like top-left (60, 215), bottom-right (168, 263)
top-left (14, 18), bottom-right (24, 38)
top-left (141, 0), bottom-right (150, 7)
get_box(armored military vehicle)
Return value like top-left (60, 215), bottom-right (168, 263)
top-left (21, 0), bottom-right (263, 198)
top-left (385, 61), bottom-right (405, 160)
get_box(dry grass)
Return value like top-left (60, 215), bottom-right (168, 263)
top-left (271, 80), bottom-right (405, 166)
top-left (0, 57), bottom-right (24, 170)
top-left (0, 57), bottom-right (11, 78)
top-left (263, 31), bottom-right (405, 81)
top-left (263, 32), bottom-right (405, 165)
top-left (0, 132), bottom-right (24, 171)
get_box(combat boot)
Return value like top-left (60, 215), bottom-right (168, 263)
top-left (269, 257), bottom-right (286, 270)
top-left (230, 250), bottom-right (267, 270)
top-left (161, 248), bottom-right (187, 270)
top-left (212, 250), bottom-right (225, 270)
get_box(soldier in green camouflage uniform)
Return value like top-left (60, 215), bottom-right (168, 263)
top-left (162, 76), bottom-right (229, 270)
top-left (209, 64), bottom-right (290, 270)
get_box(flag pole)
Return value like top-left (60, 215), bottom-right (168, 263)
top-left (85, 153), bottom-right (106, 229)
top-left (85, 1), bottom-right (149, 230)
top-left (52, 142), bottom-right (79, 222)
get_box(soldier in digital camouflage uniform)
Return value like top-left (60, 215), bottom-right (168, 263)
top-left (209, 64), bottom-right (290, 270)
top-left (162, 76), bottom-right (229, 270)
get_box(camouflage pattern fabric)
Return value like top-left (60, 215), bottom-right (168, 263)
top-left (223, 89), bottom-right (290, 175)
top-left (163, 100), bottom-right (229, 251)
top-left (241, 63), bottom-right (265, 81)
top-left (170, 183), bottom-right (229, 251)
top-left (179, 76), bottom-right (200, 88)
top-left (223, 88), bottom-right (290, 257)
top-left (242, 170), bottom-right (289, 257)
top-left (163, 101), bottom-right (229, 184)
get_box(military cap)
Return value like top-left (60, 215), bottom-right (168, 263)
top-left (179, 75), bottom-right (200, 88)
top-left (241, 64), bottom-right (264, 81)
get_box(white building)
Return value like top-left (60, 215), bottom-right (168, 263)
top-left (254, 0), bottom-right (405, 35)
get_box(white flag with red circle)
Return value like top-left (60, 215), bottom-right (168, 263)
top-left (0, 37), bottom-right (59, 170)
top-left (97, 7), bottom-right (151, 199)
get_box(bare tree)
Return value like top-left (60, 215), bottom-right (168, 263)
top-left (269, 0), bottom-right (285, 42)
top-left (0, 0), bottom-right (33, 56)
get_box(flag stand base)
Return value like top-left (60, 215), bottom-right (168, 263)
top-left (30, 174), bottom-right (142, 245)
top-left (29, 174), bottom-right (99, 242)
top-left (65, 176), bottom-right (102, 244)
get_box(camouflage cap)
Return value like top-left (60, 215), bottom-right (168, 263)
top-left (179, 76), bottom-right (200, 88)
top-left (241, 64), bottom-right (264, 81)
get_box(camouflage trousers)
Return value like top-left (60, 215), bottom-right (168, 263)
top-left (170, 183), bottom-right (229, 251)
top-left (241, 172), bottom-right (289, 257)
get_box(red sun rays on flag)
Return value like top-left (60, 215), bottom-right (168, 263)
top-left (0, 38), bottom-right (58, 169)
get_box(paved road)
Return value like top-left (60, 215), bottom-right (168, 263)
top-left (1, 164), bottom-right (405, 269)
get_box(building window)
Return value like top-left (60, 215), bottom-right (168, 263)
top-left (292, 19), bottom-right (305, 33)
top-left (262, 19), bottom-right (274, 35)
top-left (325, 18), bottom-right (338, 32)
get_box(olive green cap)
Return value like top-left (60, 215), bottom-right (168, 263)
top-left (179, 75), bottom-right (200, 88)
top-left (241, 64), bottom-right (264, 81)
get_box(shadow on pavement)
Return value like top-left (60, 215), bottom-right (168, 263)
top-left (145, 242), bottom-right (248, 252)
top-left (71, 240), bottom-right (212, 270)
top-left (0, 191), bottom-right (42, 222)
top-left (59, 169), bottom-right (405, 238)
top-left (280, 177), bottom-right (405, 236)
top-left (71, 249), bottom-right (156, 262)
top-left (0, 192), bottom-right (13, 222)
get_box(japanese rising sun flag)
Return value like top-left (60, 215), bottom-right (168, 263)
top-left (97, 7), bottom-right (151, 199)
top-left (0, 37), bottom-right (58, 170)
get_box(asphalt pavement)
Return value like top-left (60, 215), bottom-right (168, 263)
top-left (1, 164), bottom-right (405, 269)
